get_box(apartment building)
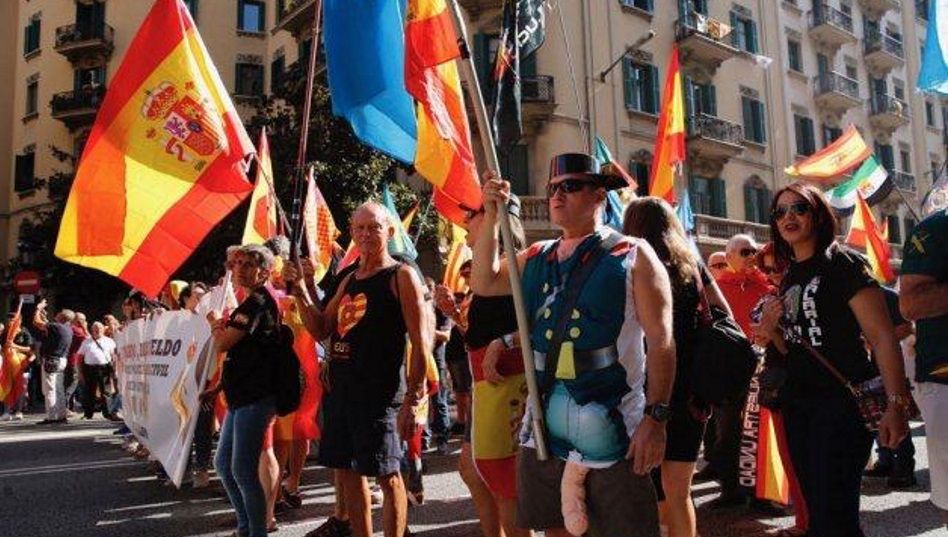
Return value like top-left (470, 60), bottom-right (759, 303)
top-left (3, 0), bottom-right (946, 282)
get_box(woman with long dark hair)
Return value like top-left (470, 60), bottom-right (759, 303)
top-left (623, 197), bottom-right (731, 537)
top-left (755, 182), bottom-right (909, 536)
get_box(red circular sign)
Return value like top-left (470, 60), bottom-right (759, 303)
top-left (13, 270), bottom-right (41, 295)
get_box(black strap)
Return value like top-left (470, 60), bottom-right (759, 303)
top-left (542, 231), bottom-right (625, 395)
top-left (694, 265), bottom-right (713, 325)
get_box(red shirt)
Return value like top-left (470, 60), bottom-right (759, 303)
top-left (68, 325), bottom-right (89, 367)
top-left (715, 269), bottom-right (774, 335)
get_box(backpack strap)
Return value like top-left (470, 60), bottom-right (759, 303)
top-left (541, 231), bottom-right (625, 395)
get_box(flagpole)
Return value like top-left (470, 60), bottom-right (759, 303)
top-left (889, 182), bottom-right (922, 222)
top-left (289, 0), bottom-right (325, 260)
top-left (250, 151), bottom-right (293, 234)
top-left (447, 0), bottom-right (548, 460)
top-left (411, 195), bottom-right (434, 247)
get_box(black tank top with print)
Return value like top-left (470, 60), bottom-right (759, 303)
top-left (328, 264), bottom-right (407, 407)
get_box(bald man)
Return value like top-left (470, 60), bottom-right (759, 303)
top-left (707, 251), bottom-right (728, 280)
top-left (286, 202), bottom-right (432, 537)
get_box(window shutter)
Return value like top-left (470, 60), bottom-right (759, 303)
top-left (474, 34), bottom-right (491, 100)
top-left (622, 58), bottom-right (633, 109)
top-left (712, 179), bottom-right (727, 217)
top-left (744, 185), bottom-right (756, 222)
top-left (742, 97), bottom-right (753, 141)
top-left (748, 20), bottom-right (759, 53)
top-left (730, 12), bottom-right (739, 47)
top-left (645, 0), bottom-right (654, 11)
top-left (649, 65), bottom-right (660, 114)
top-left (708, 84), bottom-right (717, 117)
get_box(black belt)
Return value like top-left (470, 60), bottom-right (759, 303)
top-left (534, 345), bottom-right (619, 376)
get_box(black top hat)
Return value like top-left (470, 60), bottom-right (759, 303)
top-left (548, 153), bottom-right (627, 191)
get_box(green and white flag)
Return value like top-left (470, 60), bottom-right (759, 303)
top-left (828, 156), bottom-right (892, 214)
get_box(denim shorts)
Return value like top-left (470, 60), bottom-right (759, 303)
top-left (318, 389), bottom-right (402, 477)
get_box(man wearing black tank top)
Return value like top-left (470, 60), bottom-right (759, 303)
top-left (285, 202), bottom-right (432, 537)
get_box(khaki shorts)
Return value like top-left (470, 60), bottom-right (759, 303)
top-left (516, 447), bottom-right (660, 537)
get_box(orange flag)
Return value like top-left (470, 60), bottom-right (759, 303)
top-left (302, 168), bottom-right (340, 284)
top-left (0, 301), bottom-right (26, 407)
top-left (785, 125), bottom-right (871, 179)
top-left (405, 0), bottom-right (483, 225)
top-left (442, 221), bottom-right (471, 293)
top-left (649, 45), bottom-right (686, 204)
top-left (54, 0), bottom-right (253, 297)
top-left (848, 193), bottom-right (895, 283)
top-left (242, 128), bottom-right (279, 245)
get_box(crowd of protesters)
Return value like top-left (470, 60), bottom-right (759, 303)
top-left (3, 152), bottom-right (946, 537)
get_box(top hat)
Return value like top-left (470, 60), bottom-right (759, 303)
top-left (548, 153), bottom-right (627, 191)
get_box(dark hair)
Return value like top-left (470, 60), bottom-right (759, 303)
top-left (769, 182), bottom-right (838, 267)
top-left (177, 285), bottom-right (192, 309)
top-left (622, 196), bottom-right (698, 287)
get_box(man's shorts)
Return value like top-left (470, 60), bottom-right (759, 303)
top-left (317, 388), bottom-right (402, 477)
top-left (447, 359), bottom-right (473, 394)
top-left (516, 447), bottom-right (660, 537)
top-left (914, 381), bottom-right (948, 510)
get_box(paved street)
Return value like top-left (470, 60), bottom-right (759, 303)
top-left (1, 414), bottom-right (944, 537)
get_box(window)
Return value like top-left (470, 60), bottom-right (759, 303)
top-left (894, 80), bottom-right (906, 100)
top-left (816, 53), bottom-right (830, 75)
top-left (620, 0), bottom-right (652, 11)
top-left (630, 160), bottom-right (650, 197)
top-left (23, 17), bottom-right (40, 56)
top-left (917, 0), bottom-right (930, 21)
top-left (499, 145), bottom-right (529, 195)
top-left (730, 12), bottom-right (759, 53)
top-left (183, 0), bottom-right (198, 20)
top-left (235, 63), bottom-right (263, 96)
top-left (822, 124), bottom-right (842, 146)
top-left (25, 80), bottom-right (38, 117)
top-left (270, 56), bottom-right (285, 94)
top-left (845, 64), bottom-right (857, 81)
top-left (473, 33), bottom-right (500, 100)
top-left (876, 143), bottom-right (895, 171)
top-left (623, 58), bottom-right (659, 114)
top-left (742, 96), bottom-right (766, 144)
top-left (238, 0), bottom-right (265, 33)
top-left (688, 80), bottom-right (716, 116)
top-left (689, 176), bottom-right (726, 217)
top-left (885, 215), bottom-right (902, 244)
top-left (900, 149), bottom-right (912, 173)
top-left (74, 66), bottom-right (105, 90)
top-left (904, 217), bottom-right (916, 242)
top-left (690, 0), bottom-right (709, 15)
top-left (744, 183), bottom-right (772, 224)
top-left (787, 39), bottom-right (802, 72)
top-left (925, 101), bottom-right (936, 126)
top-left (794, 114), bottom-right (815, 156)
top-left (14, 150), bottom-right (36, 192)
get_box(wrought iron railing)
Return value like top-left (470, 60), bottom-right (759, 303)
top-left (522, 76), bottom-right (555, 104)
top-left (869, 94), bottom-right (909, 118)
top-left (55, 23), bottom-right (114, 48)
top-left (814, 72), bottom-right (860, 100)
top-left (50, 86), bottom-right (106, 115)
top-left (893, 171), bottom-right (916, 192)
top-left (808, 5), bottom-right (854, 34)
top-left (687, 113), bottom-right (744, 145)
top-left (864, 32), bottom-right (904, 58)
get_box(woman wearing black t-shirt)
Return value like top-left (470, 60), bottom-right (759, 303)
top-left (755, 183), bottom-right (909, 536)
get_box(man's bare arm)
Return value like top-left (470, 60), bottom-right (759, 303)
top-left (900, 274), bottom-right (948, 321)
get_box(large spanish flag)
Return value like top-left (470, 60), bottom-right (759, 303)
top-left (785, 124), bottom-right (870, 179)
top-left (849, 192), bottom-right (895, 283)
top-left (241, 128), bottom-right (279, 246)
top-left (55, 0), bottom-right (254, 297)
top-left (649, 46), bottom-right (685, 204)
top-left (405, 0), bottom-right (483, 225)
top-left (0, 303), bottom-right (28, 407)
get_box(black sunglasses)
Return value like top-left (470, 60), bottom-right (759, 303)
top-left (759, 265), bottom-right (778, 275)
top-left (710, 262), bottom-right (729, 270)
top-left (772, 201), bottom-right (811, 220)
top-left (546, 178), bottom-right (597, 197)
top-left (739, 247), bottom-right (758, 258)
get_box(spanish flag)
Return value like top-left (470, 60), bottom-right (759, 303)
top-left (241, 128), bottom-right (279, 246)
top-left (848, 192), bottom-right (895, 283)
top-left (649, 46), bottom-right (685, 204)
top-left (302, 168), bottom-right (339, 284)
top-left (55, 0), bottom-right (253, 297)
top-left (0, 302), bottom-right (27, 407)
top-left (785, 125), bottom-right (870, 179)
top-left (405, 0), bottom-right (483, 225)
top-left (442, 221), bottom-right (470, 293)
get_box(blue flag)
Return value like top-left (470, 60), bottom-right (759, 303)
top-left (676, 188), bottom-right (695, 234)
top-left (918, 0), bottom-right (948, 94)
top-left (324, 0), bottom-right (417, 163)
top-left (381, 184), bottom-right (418, 261)
top-left (593, 136), bottom-right (628, 231)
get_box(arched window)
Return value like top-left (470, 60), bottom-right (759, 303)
top-left (743, 176), bottom-right (771, 224)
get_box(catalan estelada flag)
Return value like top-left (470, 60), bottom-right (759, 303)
top-left (785, 125), bottom-right (870, 179)
top-left (302, 168), bottom-right (339, 284)
top-left (849, 192), bottom-right (895, 283)
top-left (649, 46), bottom-right (685, 204)
top-left (405, 0), bottom-right (482, 225)
top-left (241, 128), bottom-right (279, 245)
top-left (54, 0), bottom-right (253, 297)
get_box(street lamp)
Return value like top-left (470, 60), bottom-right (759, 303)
top-left (598, 30), bottom-right (656, 83)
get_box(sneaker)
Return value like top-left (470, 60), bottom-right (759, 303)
top-left (0, 413), bottom-right (12, 422)
top-left (113, 425), bottom-right (131, 436)
top-left (887, 472), bottom-right (918, 489)
top-left (193, 470), bottom-right (210, 489)
top-left (863, 463), bottom-right (892, 478)
top-left (304, 516), bottom-right (352, 537)
top-left (12, 412), bottom-right (23, 421)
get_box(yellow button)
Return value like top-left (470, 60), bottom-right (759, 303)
top-left (543, 309), bottom-right (551, 319)
top-left (545, 329), bottom-right (553, 340)
top-left (571, 309), bottom-right (580, 320)
top-left (569, 327), bottom-right (581, 338)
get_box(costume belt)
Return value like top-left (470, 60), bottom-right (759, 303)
top-left (534, 345), bottom-right (619, 375)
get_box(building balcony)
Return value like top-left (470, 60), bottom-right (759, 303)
top-left (54, 23), bottom-right (115, 63)
top-left (868, 94), bottom-right (910, 132)
top-left (807, 6), bottom-right (857, 48)
top-left (274, 0), bottom-right (317, 39)
top-left (520, 196), bottom-right (559, 242)
top-left (521, 75), bottom-right (556, 129)
top-left (457, 0), bottom-right (504, 16)
top-left (50, 87), bottom-right (105, 131)
top-left (694, 214), bottom-right (771, 252)
top-left (893, 170), bottom-right (916, 193)
top-left (813, 72), bottom-right (861, 111)
top-left (674, 14), bottom-right (740, 78)
top-left (858, 0), bottom-right (900, 17)
top-left (864, 32), bottom-right (904, 75)
top-left (686, 114), bottom-right (745, 164)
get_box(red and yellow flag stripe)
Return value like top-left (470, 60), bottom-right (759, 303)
top-left (55, 0), bottom-right (253, 297)
top-left (649, 45), bottom-right (685, 204)
top-left (242, 128), bottom-right (279, 246)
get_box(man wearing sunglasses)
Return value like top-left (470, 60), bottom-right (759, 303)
top-left (705, 234), bottom-right (780, 513)
top-left (471, 153), bottom-right (675, 537)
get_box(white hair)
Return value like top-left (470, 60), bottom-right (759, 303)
top-left (726, 234), bottom-right (757, 253)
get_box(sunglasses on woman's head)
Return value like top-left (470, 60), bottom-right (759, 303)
top-left (772, 201), bottom-right (811, 220)
top-left (546, 178), bottom-right (597, 197)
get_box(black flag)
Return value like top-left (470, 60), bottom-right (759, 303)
top-left (491, 0), bottom-right (545, 151)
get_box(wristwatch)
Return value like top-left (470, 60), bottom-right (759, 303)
top-left (644, 403), bottom-right (672, 423)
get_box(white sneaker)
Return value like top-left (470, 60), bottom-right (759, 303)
top-left (13, 412), bottom-right (24, 421)
top-left (370, 485), bottom-right (383, 506)
top-left (0, 414), bottom-right (12, 422)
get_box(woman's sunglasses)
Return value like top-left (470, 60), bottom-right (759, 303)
top-left (772, 201), bottom-right (811, 220)
top-left (546, 178), bottom-right (597, 197)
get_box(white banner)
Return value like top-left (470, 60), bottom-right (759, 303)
top-left (114, 310), bottom-right (215, 488)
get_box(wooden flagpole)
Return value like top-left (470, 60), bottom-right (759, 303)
top-left (446, 0), bottom-right (548, 460)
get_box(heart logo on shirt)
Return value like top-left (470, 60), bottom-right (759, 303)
top-left (337, 293), bottom-right (368, 338)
